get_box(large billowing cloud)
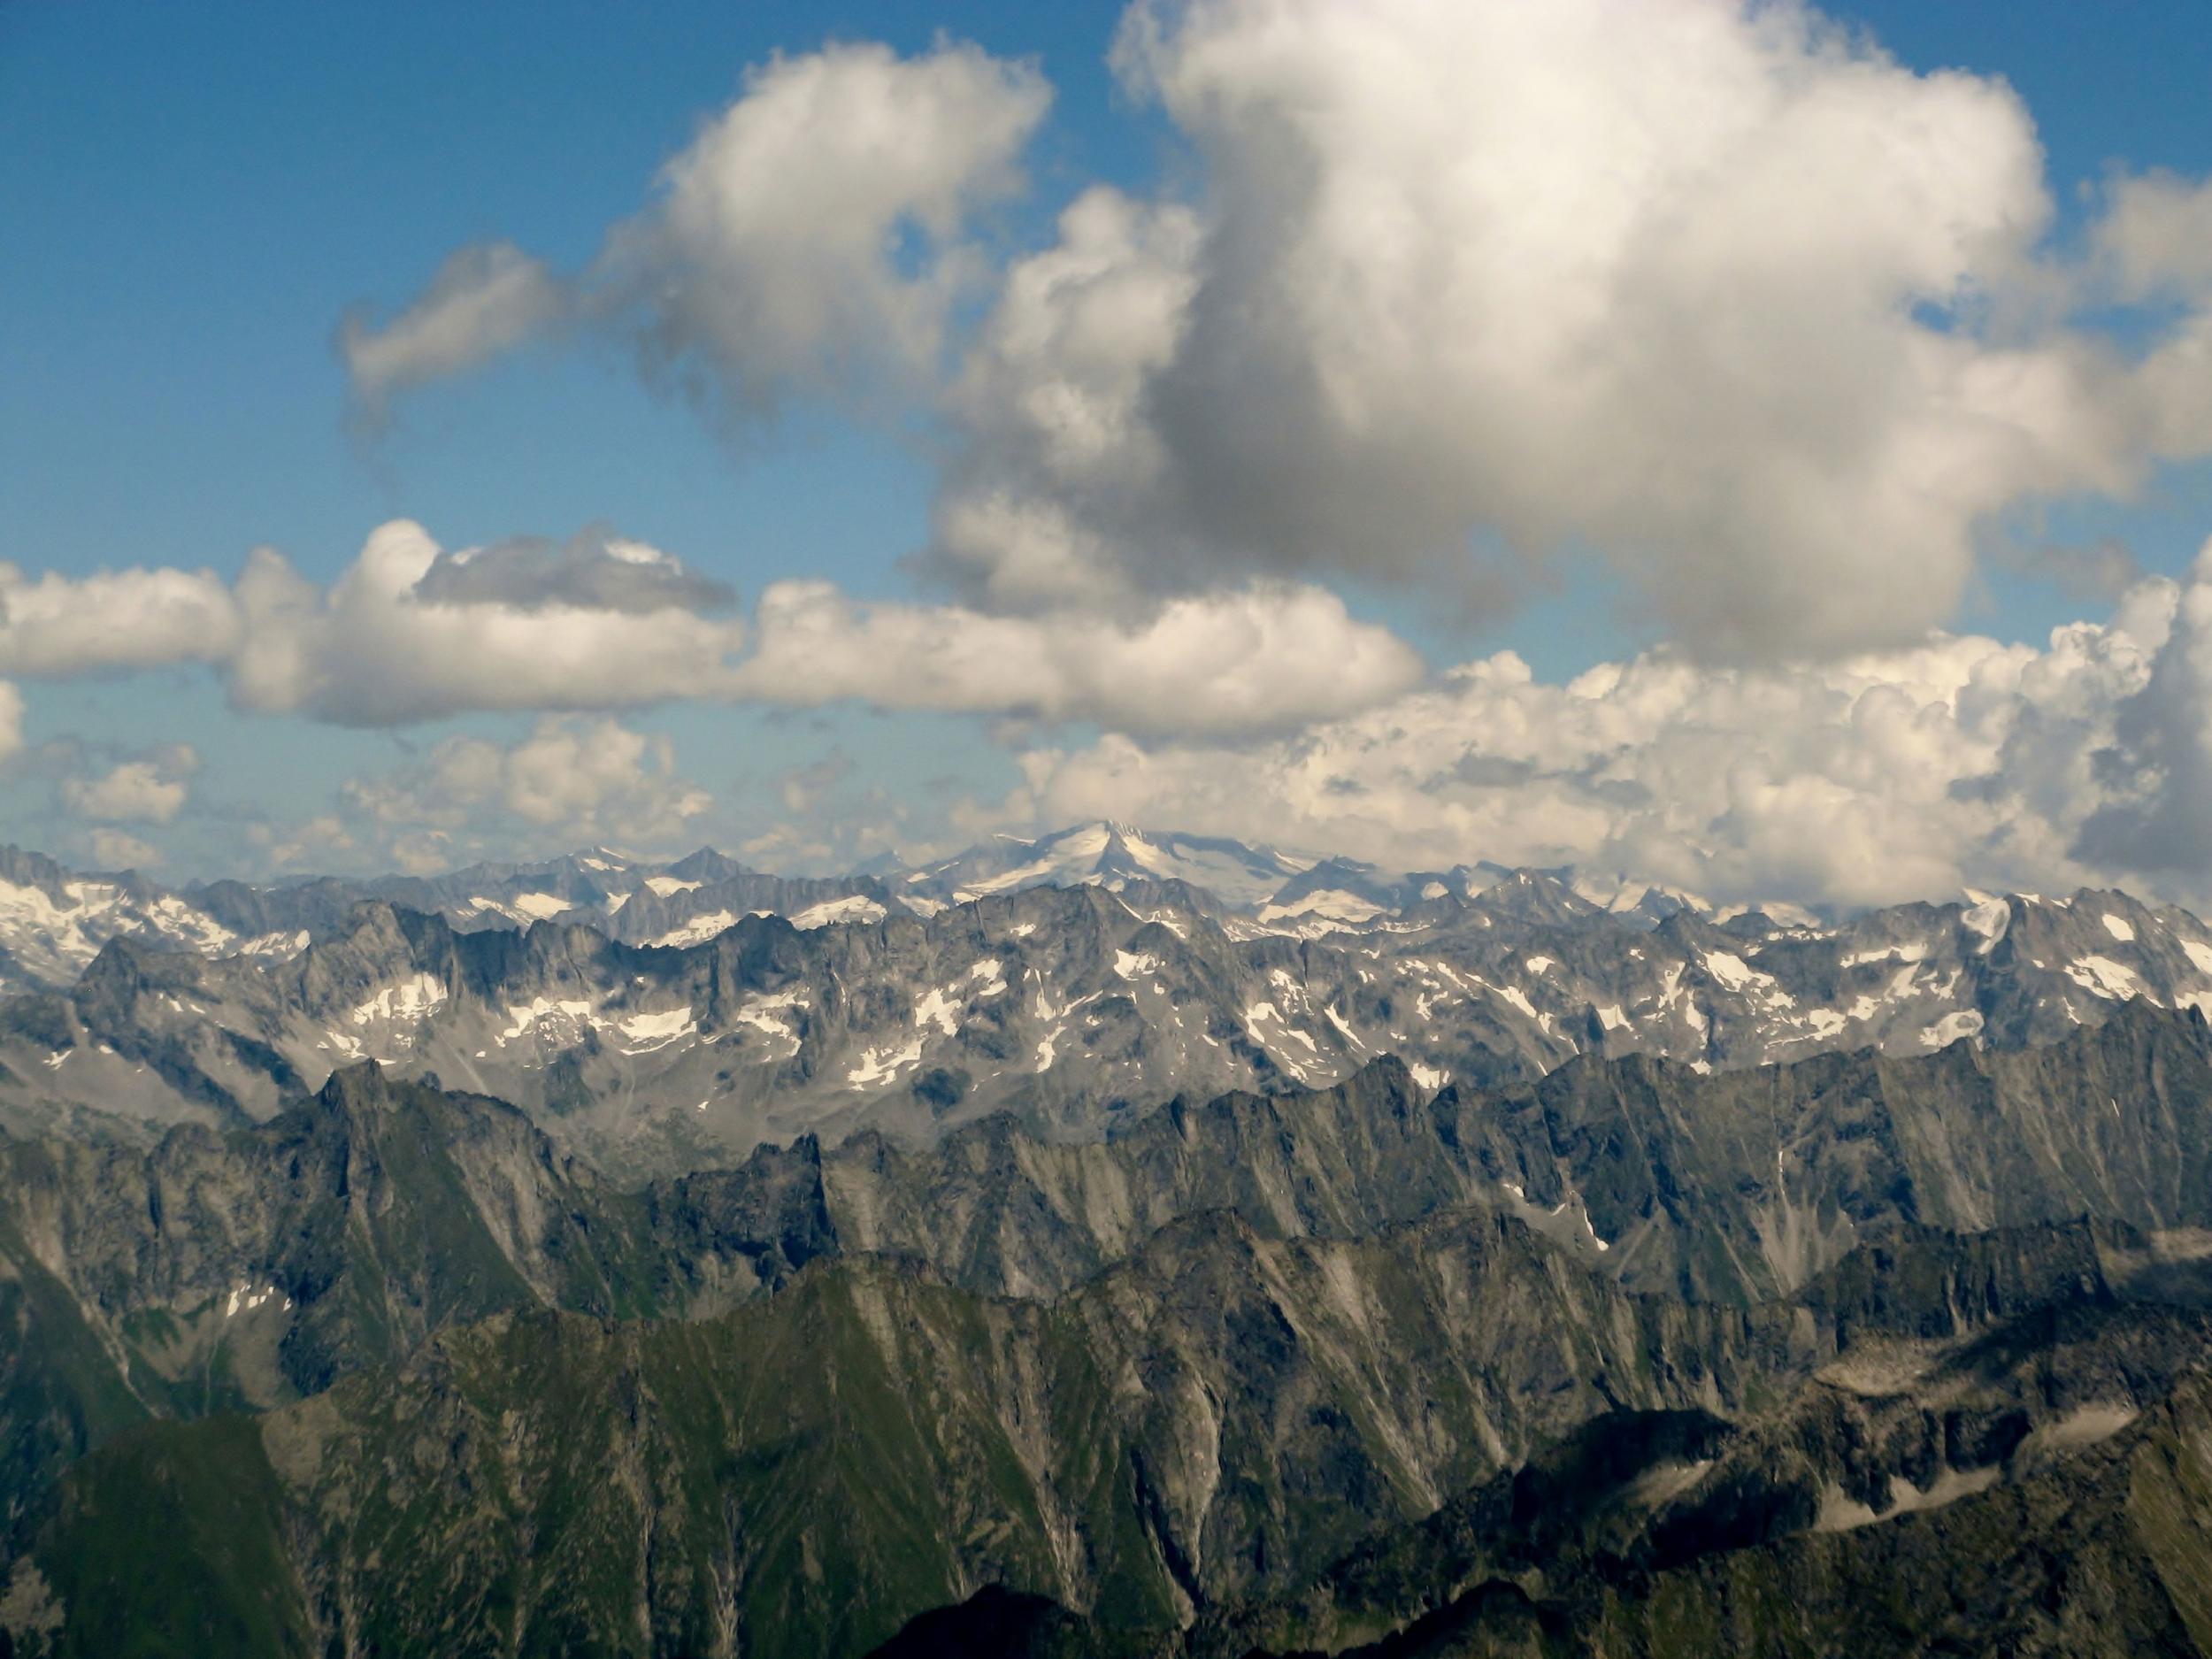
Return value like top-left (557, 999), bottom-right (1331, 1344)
top-left (0, 564), bottom-right (242, 677)
top-left (2073, 541), bottom-right (2212, 877)
top-left (926, 185), bottom-right (1204, 612)
top-left (933, 0), bottom-right (2212, 654)
top-left (35, 4), bottom-right (2212, 904)
top-left (612, 39), bottom-right (1050, 419)
top-left (341, 41), bottom-right (1051, 427)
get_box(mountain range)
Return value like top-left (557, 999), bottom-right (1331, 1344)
top-left (3, 831), bottom-right (2211, 1186)
top-left (0, 821), bottom-right (1840, 998)
top-left (3, 825), bottom-right (2212, 1655)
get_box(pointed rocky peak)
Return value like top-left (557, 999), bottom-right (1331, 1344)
top-left (1016, 878), bottom-right (1127, 929)
top-left (1338, 1048), bottom-right (1420, 1105)
top-left (293, 901), bottom-right (461, 990)
top-left (0, 842), bottom-right (96, 902)
top-left (1270, 854), bottom-right (1400, 904)
top-left (1648, 906), bottom-right (1743, 955)
top-left (1561, 868), bottom-right (1711, 928)
top-left (75, 932), bottom-right (204, 995)
top-left (2075, 990), bottom-right (2212, 1052)
top-left (1713, 908), bottom-right (1793, 941)
top-left (1109, 875), bottom-right (1231, 921)
top-left (316, 1057), bottom-right (394, 1116)
top-left (1823, 902), bottom-right (1946, 963)
top-left (696, 910), bottom-right (810, 1006)
top-left (1465, 866), bottom-right (1603, 927)
top-left (333, 896), bottom-right (414, 942)
top-left (901, 819), bottom-right (1307, 910)
top-left (664, 846), bottom-right (756, 885)
top-left (704, 907), bottom-right (804, 952)
top-left (76, 932), bottom-right (151, 983)
top-left (1623, 886), bottom-right (1702, 926)
top-left (846, 847), bottom-right (907, 879)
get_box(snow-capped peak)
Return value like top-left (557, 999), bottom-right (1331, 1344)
top-left (902, 821), bottom-right (1311, 910)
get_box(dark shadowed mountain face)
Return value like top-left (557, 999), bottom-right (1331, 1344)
top-left (4, 992), bottom-right (2212, 1656)
top-left (4, 836), bottom-right (2212, 1656)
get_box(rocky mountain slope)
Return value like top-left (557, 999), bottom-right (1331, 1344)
top-left (11, 1200), bottom-right (2210, 1657)
top-left (18, 1208), bottom-right (1792, 1658)
top-left (0, 1050), bottom-right (1570, 1516)
top-left (0, 847), bottom-right (287, 996)
top-left (982, 1224), bottom-right (2212, 1658)
top-left (0, 1055), bottom-right (1590, 1516)
top-left (7, 1010), bottom-right (2212, 1655)
top-left (0, 844), bottom-right (910, 996)
top-left (13, 1008), bottom-right (2212, 1504)
top-left (0, 1062), bottom-right (830, 1516)
top-left (8, 867), bottom-right (2212, 1182)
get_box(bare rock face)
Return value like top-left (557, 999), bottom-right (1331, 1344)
top-left (10, 865), bottom-right (2212, 1188)
top-left (6, 998), bottom-right (2212, 1656)
top-left (1448, 998), bottom-right (2212, 1303)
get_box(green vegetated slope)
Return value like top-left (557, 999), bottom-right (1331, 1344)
top-left (0, 1059), bottom-right (834, 1515)
top-left (0, 1049), bottom-right (1529, 1522)
top-left (9, 1200), bottom-right (1798, 1659)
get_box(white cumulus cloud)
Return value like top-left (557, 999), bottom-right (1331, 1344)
top-left (0, 519), bottom-right (1418, 740)
top-left (342, 716), bottom-right (710, 844)
top-left (726, 577), bottom-right (1424, 737)
top-left (995, 557), bottom-right (2212, 911)
top-left (59, 750), bottom-right (197, 825)
top-left (341, 40), bottom-right (1051, 428)
top-left (227, 521), bottom-right (754, 724)
top-left (0, 564), bottom-right (241, 677)
top-left (334, 5), bottom-right (2212, 662)
top-left (339, 242), bottom-right (565, 424)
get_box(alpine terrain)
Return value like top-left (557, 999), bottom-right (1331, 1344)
top-left (1, 826), bottom-right (2210, 1655)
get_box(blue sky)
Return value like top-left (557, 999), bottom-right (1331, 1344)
top-left (7, 1), bottom-right (2212, 905)
top-left (0, 2), bottom-right (1157, 864)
